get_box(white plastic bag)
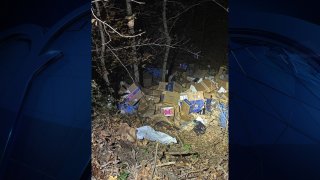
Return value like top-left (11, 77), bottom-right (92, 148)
top-left (136, 126), bottom-right (177, 144)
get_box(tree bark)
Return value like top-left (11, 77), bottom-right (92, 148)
top-left (94, 1), bottom-right (110, 85)
top-left (126, 0), bottom-right (140, 83)
top-left (162, 0), bottom-right (171, 82)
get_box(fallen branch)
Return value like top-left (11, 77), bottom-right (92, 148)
top-left (156, 161), bottom-right (176, 167)
top-left (179, 167), bottom-right (209, 178)
top-left (151, 143), bottom-right (159, 178)
top-left (166, 151), bottom-right (198, 156)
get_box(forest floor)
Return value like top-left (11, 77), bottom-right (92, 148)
top-left (92, 98), bottom-right (228, 180)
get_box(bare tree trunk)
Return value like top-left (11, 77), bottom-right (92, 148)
top-left (162, 0), bottom-right (171, 82)
top-left (126, 0), bottom-right (140, 83)
top-left (94, 1), bottom-right (110, 85)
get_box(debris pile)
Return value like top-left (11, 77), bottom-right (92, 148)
top-left (117, 65), bottom-right (229, 141)
top-left (92, 65), bottom-right (229, 180)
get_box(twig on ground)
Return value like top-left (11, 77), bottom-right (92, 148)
top-left (156, 161), bottom-right (176, 167)
top-left (166, 151), bottom-right (198, 156)
top-left (179, 167), bottom-right (209, 178)
top-left (152, 143), bottom-right (159, 178)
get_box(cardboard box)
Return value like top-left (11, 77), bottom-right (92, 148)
top-left (156, 103), bottom-right (180, 117)
top-left (205, 99), bottom-right (218, 112)
top-left (187, 91), bottom-right (204, 101)
top-left (180, 91), bottom-right (204, 103)
top-left (194, 69), bottom-right (208, 78)
top-left (142, 88), bottom-right (162, 97)
top-left (161, 107), bottom-right (175, 116)
top-left (215, 66), bottom-right (228, 81)
top-left (145, 95), bottom-right (160, 103)
top-left (157, 82), bottom-right (168, 91)
top-left (216, 79), bottom-right (229, 90)
top-left (181, 99), bottom-right (204, 115)
top-left (138, 98), bottom-right (148, 112)
top-left (161, 91), bottom-right (180, 105)
top-left (204, 91), bottom-right (217, 99)
top-left (194, 79), bottom-right (216, 92)
top-left (166, 82), bottom-right (183, 92)
top-left (157, 82), bottom-right (183, 92)
top-left (179, 93), bottom-right (189, 101)
top-left (126, 83), bottom-right (144, 105)
top-left (180, 91), bottom-right (205, 115)
top-left (138, 98), bottom-right (156, 115)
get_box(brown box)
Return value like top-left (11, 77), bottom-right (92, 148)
top-left (145, 95), bottom-right (160, 103)
top-left (157, 82), bottom-right (168, 91)
top-left (186, 91), bottom-right (204, 101)
top-left (127, 83), bottom-right (144, 105)
top-left (155, 103), bottom-right (180, 117)
top-left (193, 79), bottom-right (216, 92)
top-left (138, 98), bottom-right (155, 112)
top-left (171, 82), bottom-right (183, 92)
top-left (180, 91), bottom-right (205, 116)
top-left (194, 69), bottom-right (208, 78)
top-left (142, 88), bottom-right (162, 97)
top-left (180, 100), bottom-right (190, 117)
top-left (217, 79), bottom-right (229, 90)
top-left (204, 92), bottom-right (217, 99)
top-left (161, 91), bottom-right (180, 105)
top-left (215, 66), bottom-right (228, 81)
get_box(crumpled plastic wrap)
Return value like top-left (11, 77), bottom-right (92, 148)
top-left (136, 126), bottom-right (177, 144)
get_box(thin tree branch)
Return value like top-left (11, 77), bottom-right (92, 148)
top-left (91, 8), bottom-right (145, 38)
top-left (106, 44), bottom-right (136, 83)
top-left (131, 0), bottom-right (145, 5)
top-left (105, 43), bottom-right (200, 58)
top-left (211, 0), bottom-right (228, 12)
top-left (94, 1), bottom-right (110, 85)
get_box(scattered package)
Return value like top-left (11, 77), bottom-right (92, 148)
top-left (193, 79), bottom-right (217, 92)
top-left (193, 120), bottom-right (206, 135)
top-left (118, 65), bottom-right (229, 131)
top-left (126, 83), bottom-right (144, 105)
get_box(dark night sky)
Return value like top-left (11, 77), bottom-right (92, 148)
top-left (173, 0), bottom-right (228, 69)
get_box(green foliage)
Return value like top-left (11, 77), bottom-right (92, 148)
top-left (118, 171), bottom-right (130, 180)
top-left (143, 148), bottom-right (149, 155)
top-left (182, 143), bottom-right (192, 152)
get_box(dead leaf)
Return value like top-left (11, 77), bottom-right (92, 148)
top-left (118, 123), bottom-right (137, 143)
top-left (108, 176), bottom-right (117, 180)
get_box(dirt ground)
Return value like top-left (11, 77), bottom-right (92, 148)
top-left (92, 94), bottom-right (228, 180)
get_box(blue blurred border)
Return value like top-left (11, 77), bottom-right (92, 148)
top-left (229, 0), bottom-right (320, 179)
top-left (0, 0), bottom-right (91, 179)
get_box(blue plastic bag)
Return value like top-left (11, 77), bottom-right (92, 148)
top-left (118, 102), bottom-right (138, 114)
top-left (179, 63), bottom-right (188, 70)
top-left (218, 103), bottom-right (228, 128)
top-left (206, 99), bottom-right (213, 112)
top-left (166, 82), bottom-right (173, 91)
top-left (145, 68), bottom-right (162, 78)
